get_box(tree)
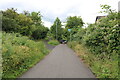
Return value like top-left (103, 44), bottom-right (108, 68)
top-left (32, 26), bottom-right (49, 39)
top-left (50, 17), bottom-right (63, 40)
top-left (2, 8), bottom-right (48, 39)
top-left (100, 4), bottom-right (116, 14)
top-left (23, 10), bottom-right (30, 16)
top-left (2, 8), bottom-right (19, 32)
top-left (62, 28), bottom-right (70, 40)
top-left (30, 11), bottom-right (42, 26)
top-left (66, 16), bottom-right (84, 29)
top-left (2, 8), bottom-right (34, 36)
top-left (17, 13), bottom-right (33, 36)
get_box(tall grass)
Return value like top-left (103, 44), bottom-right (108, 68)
top-left (0, 31), bottom-right (2, 79)
top-left (2, 32), bottom-right (49, 78)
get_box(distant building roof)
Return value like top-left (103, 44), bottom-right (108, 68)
top-left (95, 16), bottom-right (106, 23)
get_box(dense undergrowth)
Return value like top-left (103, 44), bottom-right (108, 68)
top-left (2, 32), bottom-right (49, 78)
top-left (68, 42), bottom-right (118, 78)
top-left (68, 5), bottom-right (119, 78)
top-left (0, 31), bottom-right (2, 78)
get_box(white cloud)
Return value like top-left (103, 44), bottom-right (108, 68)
top-left (42, 20), bottom-right (52, 29)
top-left (0, 0), bottom-right (119, 28)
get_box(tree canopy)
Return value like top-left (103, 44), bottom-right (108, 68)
top-left (50, 17), bottom-right (63, 40)
top-left (1, 8), bottom-right (48, 39)
top-left (66, 16), bottom-right (84, 29)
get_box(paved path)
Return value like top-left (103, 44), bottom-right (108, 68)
top-left (20, 44), bottom-right (96, 78)
top-left (43, 41), bottom-right (56, 50)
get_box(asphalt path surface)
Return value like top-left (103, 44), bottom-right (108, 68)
top-left (20, 44), bottom-right (96, 78)
top-left (43, 41), bottom-right (56, 50)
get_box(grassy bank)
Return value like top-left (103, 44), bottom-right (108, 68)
top-left (48, 40), bottom-right (60, 46)
top-left (68, 41), bottom-right (118, 78)
top-left (2, 32), bottom-right (49, 78)
top-left (0, 31), bottom-right (2, 78)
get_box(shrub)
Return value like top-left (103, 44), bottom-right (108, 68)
top-left (31, 27), bottom-right (48, 40)
top-left (67, 5), bottom-right (119, 78)
top-left (68, 42), bottom-right (119, 78)
top-left (48, 40), bottom-right (60, 46)
top-left (2, 32), bottom-right (49, 78)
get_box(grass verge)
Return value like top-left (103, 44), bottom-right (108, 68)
top-left (48, 40), bottom-right (60, 46)
top-left (68, 41), bottom-right (119, 78)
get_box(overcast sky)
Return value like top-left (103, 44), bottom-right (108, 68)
top-left (0, 0), bottom-right (119, 28)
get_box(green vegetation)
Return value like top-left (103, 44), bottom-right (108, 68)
top-left (48, 40), bottom-right (60, 46)
top-left (50, 17), bottom-right (63, 40)
top-left (2, 32), bottom-right (49, 78)
top-left (1, 8), bottom-right (50, 78)
top-left (1, 8), bottom-right (49, 39)
top-left (65, 16), bottom-right (84, 41)
top-left (0, 31), bottom-right (2, 78)
top-left (67, 5), bottom-right (119, 78)
top-left (68, 42), bottom-right (118, 78)
top-left (48, 16), bottom-right (84, 41)
top-left (66, 16), bottom-right (84, 29)
top-left (1, 4), bottom-right (119, 79)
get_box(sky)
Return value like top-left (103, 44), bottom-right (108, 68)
top-left (0, 0), bottom-right (119, 28)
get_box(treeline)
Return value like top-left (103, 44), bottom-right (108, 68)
top-left (1, 8), bottom-right (85, 41)
top-left (48, 16), bottom-right (84, 41)
top-left (1, 8), bottom-right (49, 39)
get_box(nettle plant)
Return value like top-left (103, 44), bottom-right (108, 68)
top-left (82, 5), bottom-right (119, 55)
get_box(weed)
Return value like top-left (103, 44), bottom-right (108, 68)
top-left (2, 32), bottom-right (49, 78)
top-left (68, 42), bottom-right (119, 78)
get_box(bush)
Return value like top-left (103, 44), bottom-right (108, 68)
top-left (83, 18), bottom-right (119, 55)
top-left (2, 32), bottom-right (49, 78)
top-left (48, 40), bottom-right (60, 46)
top-left (67, 41), bottom-right (78, 49)
top-left (72, 28), bottom-right (86, 42)
top-left (67, 5), bottom-right (119, 78)
top-left (68, 42), bottom-right (119, 78)
top-left (32, 27), bottom-right (48, 40)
